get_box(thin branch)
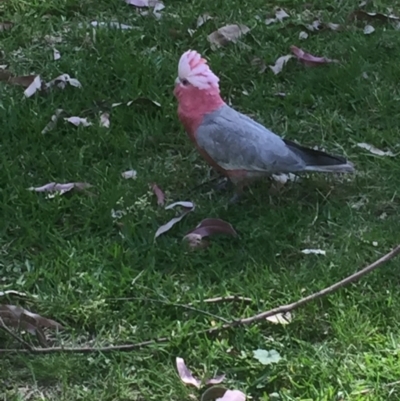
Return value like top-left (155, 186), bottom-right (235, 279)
top-left (0, 317), bottom-right (33, 350)
top-left (188, 295), bottom-right (254, 306)
top-left (1, 245), bottom-right (399, 355)
top-left (107, 297), bottom-right (230, 323)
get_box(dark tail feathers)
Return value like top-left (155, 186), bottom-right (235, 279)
top-left (284, 139), bottom-right (355, 173)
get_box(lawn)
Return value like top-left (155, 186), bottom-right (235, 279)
top-left (1, 0), bottom-right (400, 399)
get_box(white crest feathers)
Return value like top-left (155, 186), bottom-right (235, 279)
top-left (178, 50), bottom-right (220, 90)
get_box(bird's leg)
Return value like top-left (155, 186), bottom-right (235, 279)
top-left (229, 181), bottom-right (245, 204)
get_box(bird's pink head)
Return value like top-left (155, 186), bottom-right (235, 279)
top-left (174, 50), bottom-right (225, 134)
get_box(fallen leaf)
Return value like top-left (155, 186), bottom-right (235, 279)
top-left (0, 72), bottom-right (35, 87)
top-left (326, 22), bottom-right (341, 30)
top-left (301, 249), bottom-right (326, 255)
top-left (253, 349), bottom-right (282, 365)
top-left (41, 109), bottom-right (64, 134)
top-left (28, 182), bottom-right (92, 196)
top-left (364, 24), bottom-right (375, 34)
top-left (176, 357), bottom-right (201, 388)
top-left (207, 24), bottom-right (250, 49)
top-left (206, 375), bottom-right (226, 385)
top-left (356, 142), bottom-right (395, 157)
top-left (266, 312), bottom-right (292, 325)
top-left (184, 218), bottom-right (237, 241)
top-left (350, 10), bottom-right (399, 22)
top-left (217, 390), bottom-right (246, 401)
top-left (121, 169), bottom-right (137, 179)
top-left (0, 290), bottom-right (28, 298)
top-left (112, 97), bottom-right (161, 109)
top-left (99, 112), bottom-right (110, 128)
top-left (90, 21), bottom-right (134, 29)
top-left (53, 48), bottom-right (61, 60)
top-left (46, 73), bottom-right (82, 90)
top-left (290, 45), bottom-right (339, 67)
top-left (299, 31), bottom-right (308, 39)
top-left (197, 13), bottom-right (212, 28)
top-left (155, 201), bottom-right (195, 239)
top-left (0, 21), bottom-right (13, 31)
top-left (151, 183), bottom-right (165, 206)
top-left (24, 75), bottom-right (42, 98)
top-left (265, 8), bottom-right (289, 25)
top-left (251, 57), bottom-right (267, 73)
top-left (275, 8), bottom-right (289, 21)
top-left (269, 55), bottom-right (293, 75)
top-left (0, 304), bottom-right (62, 345)
top-left (44, 34), bottom-right (63, 44)
top-left (64, 116), bottom-right (92, 127)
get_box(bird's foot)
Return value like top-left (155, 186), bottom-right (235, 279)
top-left (213, 177), bottom-right (233, 192)
top-left (228, 192), bottom-right (242, 204)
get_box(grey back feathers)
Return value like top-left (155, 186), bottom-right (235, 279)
top-left (196, 105), bottom-right (354, 174)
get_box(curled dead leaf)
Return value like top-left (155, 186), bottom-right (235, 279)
top-left (28, 182), bottom-right (92, 197)
top-left (176, 357), bottom-right (201, 388)
top-left (24, 76), bottom-right (43, 98)
top-left (41, 109), bottom-right (64, 134)
top-left (197, 13), bottom-right (212, 28)
top-left (99, 112), bottom-right (110, 128)
top-left (290, 46), bottom-right (339, 67)
top-left (64, 116), bottom-right (92, 127)
top-left (269, 55), bottom-right (293, 75)
top-left (251, 57), bottom-right (267, 73)
top-left (53, 48), bottom-right (61, 60)
top-left (357, 143), bottom-right (395, 157)
top-left (208, 24), bottom-right (250, 49)
top-left (206, 374), bottom-right (226, 385)
top-left (266, 312), bottom-right (292, 325)
top-left (155, 201), bottom-right (195, 239)
top-left (183, 218), bottom-right (237, 249)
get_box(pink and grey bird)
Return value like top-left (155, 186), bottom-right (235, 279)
top-left (173, 50), bottom-right (355, 202)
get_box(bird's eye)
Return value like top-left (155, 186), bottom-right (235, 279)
top-left (181, 78), bottom-right (189, 86)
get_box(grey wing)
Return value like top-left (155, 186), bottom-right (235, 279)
top-left (196, 105), bottom-right (306, 173)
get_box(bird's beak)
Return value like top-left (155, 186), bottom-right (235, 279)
top-left (175, 77), bottom-right (180, 86)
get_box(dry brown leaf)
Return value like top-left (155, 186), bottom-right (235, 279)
top-left (0, 304), bottom-right (62, 346)
top-left (183, 218), bottom-right (237, 249)
top-left (207, 24), bottom-right (250, 49)
top-left (269, 55), bottom-right (293, 75)
top-left (0, 21), bottom-right (13, 31)
top-left (176, 357), bottom-right (201, 388)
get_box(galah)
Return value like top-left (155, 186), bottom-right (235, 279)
top-left (173, 49), bottom-right (355, 203)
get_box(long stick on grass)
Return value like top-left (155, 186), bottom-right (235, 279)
top-left (1, 245), bottom-right (399, 354)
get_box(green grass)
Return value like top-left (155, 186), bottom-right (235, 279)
top-left (1, 0), bottom-right (400, 399)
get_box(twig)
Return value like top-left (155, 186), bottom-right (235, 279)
top-left (108, 297), bottom-right (230, 323)
top-left (0, 317), bottom-right (33, 350)
top-left (1, 245), bottom-right (399, 354)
